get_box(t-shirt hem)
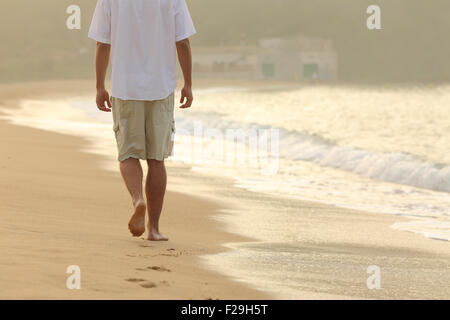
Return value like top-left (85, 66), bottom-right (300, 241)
top-left (175, 30), bottom-right (197, 42)
top-left (88, 33), bottom-right (111, 44)
top-left (111, 87), bottom-right (176, 101)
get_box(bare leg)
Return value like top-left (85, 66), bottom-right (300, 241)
top-left (145, 159), bottom-right (168, 241)
top-left (120, 158), bottom-right (146, 237)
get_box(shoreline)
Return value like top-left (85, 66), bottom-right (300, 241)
top-left (1, 79), bottom-right (449, 299)
top-left (166, 159), bottom-right (450, 299)
top-left (0, 79), bottom-right (271, 299)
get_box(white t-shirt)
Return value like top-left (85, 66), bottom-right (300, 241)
top-left (88, 0), bottom-right (196, 101)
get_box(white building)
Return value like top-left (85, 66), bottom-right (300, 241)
top-left (187, 46), bottom-right (258, 79)
top-left (257, 36), bottom-right (338, 81)
top-left (184, 35), bottom-right (338, 81)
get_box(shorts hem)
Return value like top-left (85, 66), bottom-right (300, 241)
top-left (118, 154), bottom-right (172, 162)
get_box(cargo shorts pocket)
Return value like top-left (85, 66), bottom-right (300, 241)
top-left (170, 120), bottom-right (176, 143)
top-left (165, 120), bottom-right (175, 157)
top-left (111, 97), bottom-right (123, 149)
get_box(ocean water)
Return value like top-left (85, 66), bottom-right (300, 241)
top-left (179, 85), bottom-right (450, 241)
top-left (2, 83), bottom-right (449, 298)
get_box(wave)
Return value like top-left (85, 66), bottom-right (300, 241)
top-left (278, 130), bottom-right (450, 193)
top-left (176, 112), bottom-right (450, 193)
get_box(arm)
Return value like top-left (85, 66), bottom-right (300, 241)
top-left (95, 42), bottom-right (112, 112)
top-left (176, 38), bottom-right (193, 109)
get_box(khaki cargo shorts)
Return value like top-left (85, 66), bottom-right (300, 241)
top-left (111, 92), bottom-right (175, 162)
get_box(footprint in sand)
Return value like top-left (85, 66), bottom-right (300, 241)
top-left (157, 249), bottom-right (185, 257)
top-left (135, 267), bottom-right (147, 271)
top-left (147, 266), bottom-right (171, 272)
top-left (139, 280), bottom-right (170, 288)
top-left (135, 266), bottom-right (171, 272)
top-left (125, 278), bottom-right (146, 283)
top-left (139, 281), bottom-right (157, 288)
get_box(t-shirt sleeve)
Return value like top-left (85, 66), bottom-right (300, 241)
top-left (174, 0), bottom-right (197, 42)
top-left (88, 0), bottom-right (111, 44)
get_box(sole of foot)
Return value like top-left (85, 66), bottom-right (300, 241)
top-left (128, 201), bottom-right (146, 237)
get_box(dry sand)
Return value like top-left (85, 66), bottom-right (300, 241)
top-left (0, 80), bottom-right (448, 300)
top-left (0, 80), bottom-right (271, 299)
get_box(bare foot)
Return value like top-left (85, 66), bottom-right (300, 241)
top-left (147, 228), bottom-right (169, 241)
top-left (128, 200), bottom-right (146, 237)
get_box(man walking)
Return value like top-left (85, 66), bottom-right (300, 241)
top-left (88, 0), bottom-right (196, 241)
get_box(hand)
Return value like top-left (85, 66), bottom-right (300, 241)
top-left (96, 88), bottom-right (112, 112)
top-left (179, 86), bottom-right (193, 109)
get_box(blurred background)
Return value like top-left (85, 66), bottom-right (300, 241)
top-left (1, 0), bottom-right (450, 83)
top-left (1, 0), bottom-right (450, 299)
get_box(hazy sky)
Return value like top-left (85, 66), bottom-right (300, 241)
top-left (1, 0), bottom-right (449, 82)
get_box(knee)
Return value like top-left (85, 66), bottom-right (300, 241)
top-left (147, 159), bottom-right (164, 167)
top-left (120, 157), bottom-right (140, 166)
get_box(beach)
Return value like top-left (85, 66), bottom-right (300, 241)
top-left (0, 80), bottom-right (271, 299)
top-left (0, 80), bottom-right (449, 299)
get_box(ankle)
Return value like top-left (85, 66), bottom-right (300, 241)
top-left (133, 198), bottom-right (145, 206)
top-left (148, 223), bottom-right (159, 233)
